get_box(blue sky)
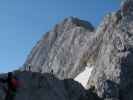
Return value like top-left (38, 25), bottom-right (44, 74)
top-left (0, 0), bottom-right (121, 73)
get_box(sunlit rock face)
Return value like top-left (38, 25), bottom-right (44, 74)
top-left (87, 0), bottom-right (133, 100)
top-left (16, 0), bottom-right (133, 100)
top-left (23, 16), bottom-right (95, 79)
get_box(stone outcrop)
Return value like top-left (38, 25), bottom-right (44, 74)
top-left (87, 0), bottom-right (133, 100)
top-left (0, 0), bottom-right (133, 100)
top-left (23, 16), bottom-right (95, 79)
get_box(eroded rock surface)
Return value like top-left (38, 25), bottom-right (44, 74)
top-left (23, 16), bottom-right (95, 79)
top-left (2, 0), bottom-right (133, 100)
top-left (87, 0), bottom-right (133, 100)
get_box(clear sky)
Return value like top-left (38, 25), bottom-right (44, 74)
top-left (0, 0), bottom-right (121, 73)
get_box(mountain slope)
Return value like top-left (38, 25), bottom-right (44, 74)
top-left (23, 17), bottom-right (95, 79)
top-left (6, 0), bottom-right (133, 100)
top-left (87, 0), bottom-right (133, 99)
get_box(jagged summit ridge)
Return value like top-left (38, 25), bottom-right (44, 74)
top-left (62, 16), bottom-right (94, 30)
top-left (86, 1), bottom-right (133, 99)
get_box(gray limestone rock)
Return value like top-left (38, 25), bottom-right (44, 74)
top-left (3, 0), bottom-right (133, 100)
top-left (87, 0), bottom-right (133, 100)
top-left (23, 16), bottom-right (95, 79)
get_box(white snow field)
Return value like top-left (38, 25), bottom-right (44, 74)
top-left (74, 64), bottom-right (93, 89)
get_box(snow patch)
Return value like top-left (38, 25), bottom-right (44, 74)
top-left (74, 64), bottom-right (93, 89)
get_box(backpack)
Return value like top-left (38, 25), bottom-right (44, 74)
top-left (11, 77), bottom-right (20, 90)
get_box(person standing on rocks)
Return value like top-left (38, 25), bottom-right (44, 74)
top-left (0, 72), bottom-right (19, 100)
top-left (28, 64), bottom-right (31, 71)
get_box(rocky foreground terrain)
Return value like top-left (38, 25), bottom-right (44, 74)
top-left (0, 71), bottom-right (101, 100)
top-left (1, 0), bottom-right (133, 100)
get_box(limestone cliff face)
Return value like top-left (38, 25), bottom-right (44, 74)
top-left (18, 0), bottom-right (133, 100)
top-left (23, 17), bottom-right (95, 79)
top-left (87, 0), bottom-right (133, 100)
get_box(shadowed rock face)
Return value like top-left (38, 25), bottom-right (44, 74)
top-left (0, 71), bottom-right (102, 100)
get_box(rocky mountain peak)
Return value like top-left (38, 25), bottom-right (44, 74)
top-left (52, 17), bottom-right (94, 35)
top-left (62, 16), bottom-right (94, 30)
top-left (23, 17), bottom-right (95, 79)
top-left (1, 0), bottom-right (133, 100)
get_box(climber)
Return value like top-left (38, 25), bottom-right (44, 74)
top-left (0, 72), bottom-right (19, 100)
top-left (28, 64), bottom-right (31, 71)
